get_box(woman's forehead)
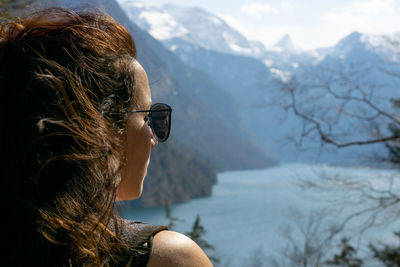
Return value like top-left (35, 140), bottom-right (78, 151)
top-left (132, 60), bottom-right (151, 109)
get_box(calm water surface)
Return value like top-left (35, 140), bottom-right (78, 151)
top-left (121, 164), bottom-right (400, 265)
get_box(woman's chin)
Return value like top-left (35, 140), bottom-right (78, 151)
top-left (116, 180), bottom-right (144, 201)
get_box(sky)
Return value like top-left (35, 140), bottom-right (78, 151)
top-left (139, 0), bottom-right (400, 50)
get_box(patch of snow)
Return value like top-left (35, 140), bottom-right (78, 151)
top-left (210, 16), bottom-right (222, 25)
top-left (222, 32), bottom-right (252, 54)
top-left (169, 45), bottom-right (178, 51)
top-left (139, 11), bottom-right (189, 40)
top-left (361, 34), bottom-right (391, 50)
top-left (310, 50), bottom-right (320, 58)
top-left (222, 32), bottom-right (234, 43)
top-left (291, 62), bottom-right (299, 68)
top-left (229, 43), bottom-right (252, 54)
top-left (273, 34), bottom-right (302, 53)
top-left (265, 46), bottom-right (284, 53)
top-left (306, 49), bottom-right (326, 63)
top-left (263, 59), bottom-right (274, 67)
top-left (361, 33), bottom-right (400, 62)
top-left (270, 68), bottom-right (291, 82)
top-left (123, 2), bottom-right (154, 9)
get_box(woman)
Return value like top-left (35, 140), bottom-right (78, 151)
top-left (0, 7), bottom-right (212, 267)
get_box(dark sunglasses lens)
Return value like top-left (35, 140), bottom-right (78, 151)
top-left (150, 103), bottom-right (171, 142)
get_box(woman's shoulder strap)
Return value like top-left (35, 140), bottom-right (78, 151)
top-left (119, 219), bottom-right (168, 267)
top-left (122, 220), bottom-right (167, 248)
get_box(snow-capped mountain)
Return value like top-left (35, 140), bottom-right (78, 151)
top-left (325, 31), bottom-right (400, 63)
top-left (118, 0), bottom-right (321, 81)
top-left (119, 1), bottom-right (265, 56)
top-left (119, 1), bottom-right (400, 72)
top-left (271, 34), bottom-right (300, 53)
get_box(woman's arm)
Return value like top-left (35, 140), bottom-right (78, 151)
top-left (147, 230), bottom-right (213, 267)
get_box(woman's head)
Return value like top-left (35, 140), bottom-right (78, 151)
top-left (1, 7), bottom-right (155, 265)
top-left (118, 61), bottom-right (158, 200)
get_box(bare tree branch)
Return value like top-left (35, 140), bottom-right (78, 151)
top-left (280, 67), bottom-right (400, 150)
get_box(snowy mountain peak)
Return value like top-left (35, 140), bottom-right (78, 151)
top-left (118, 1), bottom-right (264, 56)
top-left (336, 31), bottom-right (362, 50)
top-left (275, 34), bottom-right (295, 50)
top-left (119, 1), bottom-right (189, 40)
top-left (331, 31), bottom-right (400, 61)
top-left (267, 34), bottom-right (302, 54)
top-left (118, 1), bottom-right (399, 66)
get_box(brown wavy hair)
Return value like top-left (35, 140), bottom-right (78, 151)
top-left (1, 7), bottom-right (143, 266)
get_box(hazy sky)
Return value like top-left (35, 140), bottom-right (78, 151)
top-left (139, 0), bottom-right (400, 50)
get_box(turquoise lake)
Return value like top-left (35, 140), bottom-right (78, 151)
top-left (121, 164), bottom-right (400, 266)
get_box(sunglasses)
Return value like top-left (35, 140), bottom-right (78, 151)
top-left (129, 103), bottom-right (172, 142)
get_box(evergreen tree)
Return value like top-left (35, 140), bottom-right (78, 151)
top-left (163, 203), bottom-right (219, 264)
top-left (370, 231), bottom-right (400, 267)
top-left (325, 238), bottom-right (363, 267)
top-left (163, 199), bottom-right (182, 229)
top-left (185, 215), bottom-right (219, 264)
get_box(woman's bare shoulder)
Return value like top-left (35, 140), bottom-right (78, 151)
top-left (146, 230), bottom-right (213, 267)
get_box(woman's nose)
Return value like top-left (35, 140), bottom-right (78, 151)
top-left (150, 129), bottom-right (158, 149)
